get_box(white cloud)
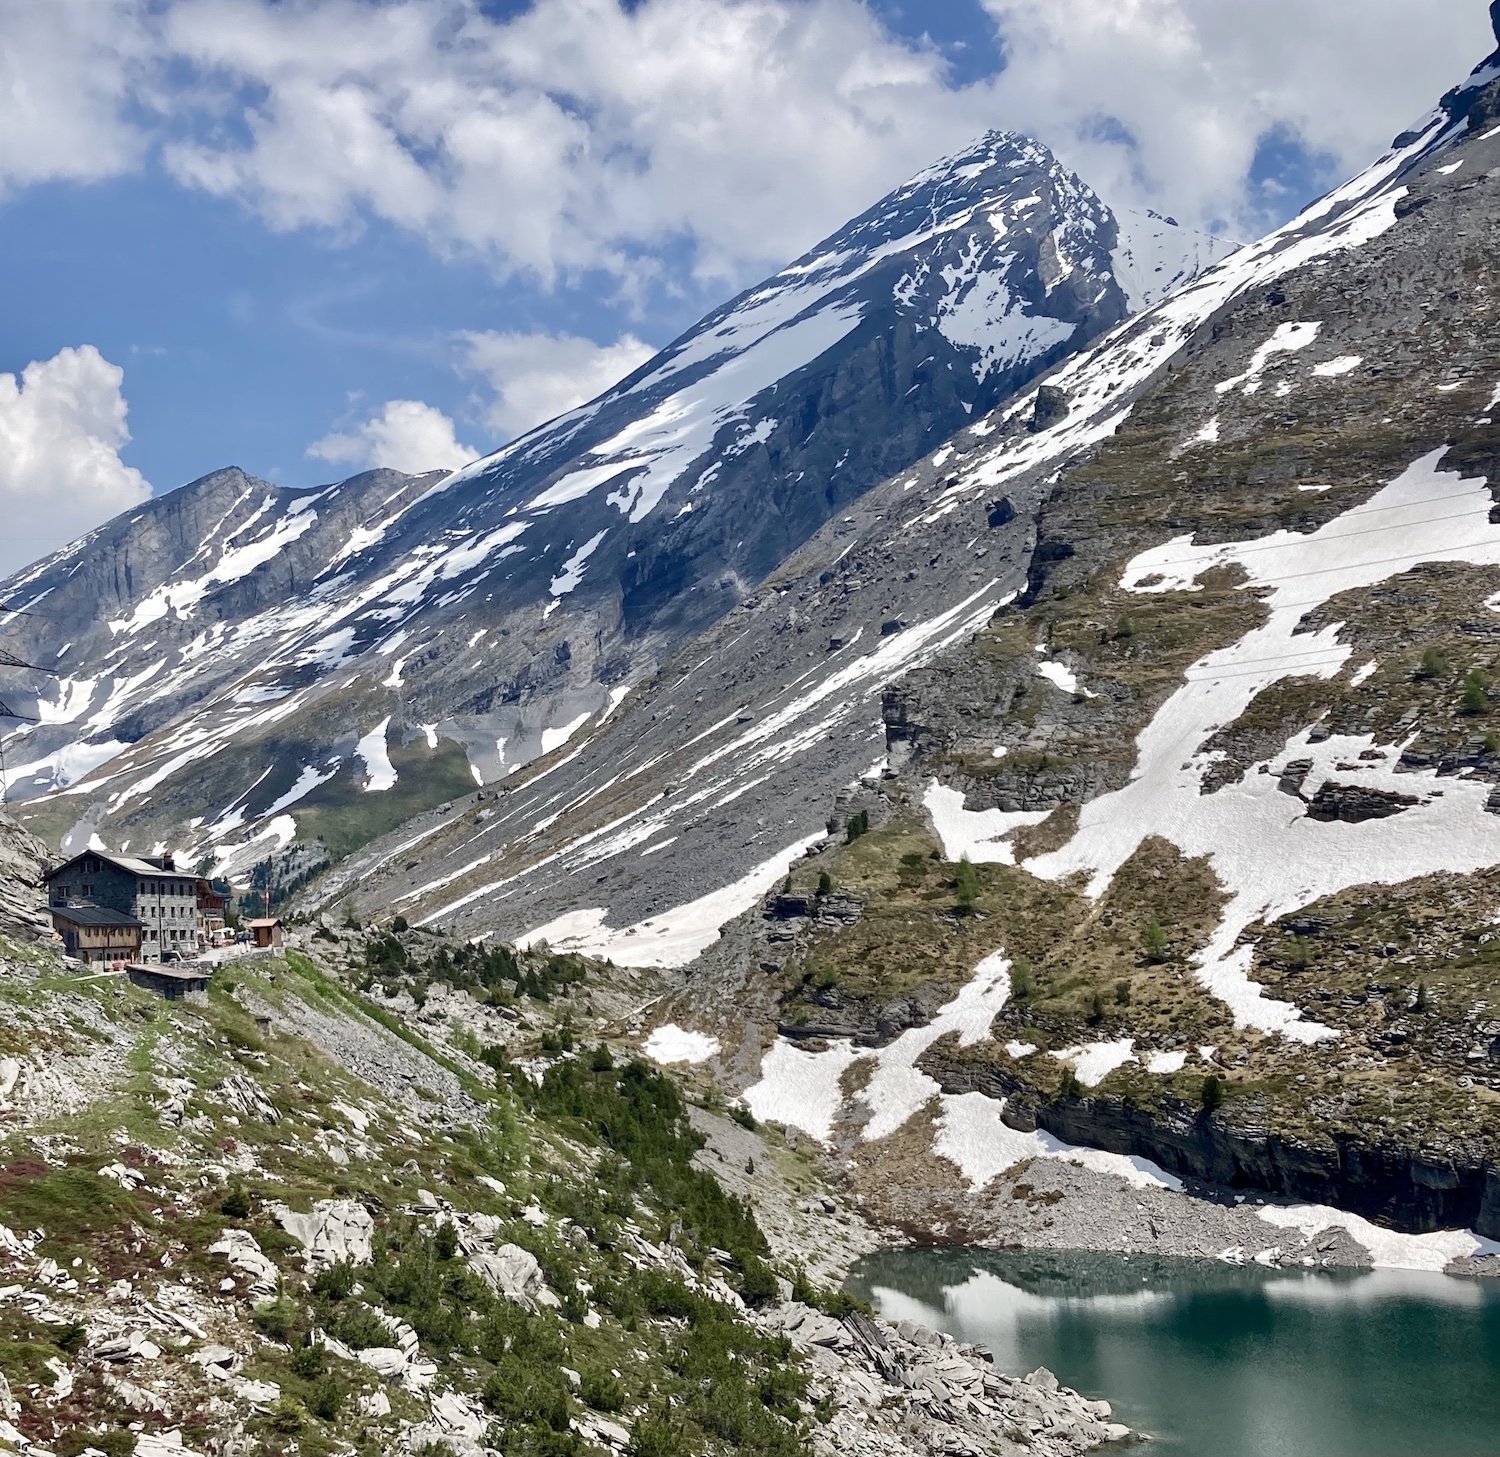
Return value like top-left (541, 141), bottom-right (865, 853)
top-left (460, 330), bottom-right (655, 438)
top-left (979, 0), bottom-right (1497, 235)
top-left (0, 0), bottom-right (1488, 290)
top-left (308, 399), bottom-right (478, 475)
top-left (0, 347), bottom-right (152, 580)
top-left (145, 0), bottom-right (1491, 282)
top-left (153, 0), bottom-right (994, 286)
top-left (0, 0), bottom-right (150, 194)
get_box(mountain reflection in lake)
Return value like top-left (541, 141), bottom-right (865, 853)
top-left (847, 1248), bottom-right (1500, 1457)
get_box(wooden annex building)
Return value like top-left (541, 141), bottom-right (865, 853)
top-left (49, 904), bottom-right (143, 965)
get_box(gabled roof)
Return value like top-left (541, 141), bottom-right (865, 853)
top-left (246, 917), bottom-right (283, 928)
top-left (51, 905), bottom-right (142, 929)
top-left (43, 849), bottom-right (196, 883)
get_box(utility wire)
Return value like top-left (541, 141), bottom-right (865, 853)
top-left (1129, 504), bottom-right (1497, 575)
top-left (0, 647), bottom-right (54, 676)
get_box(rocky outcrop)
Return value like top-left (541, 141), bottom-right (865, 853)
top-left (1303, 782), bottom-right (1420, 823)
top-left (273, 1199), bottom-right (375, 1269)
top-left (0, 813), bottom-right (51, 942)
top-left (928, 1050), bottom-right (1500, 1238)
top-left (767, 1302), bottom-right (1128, 1457)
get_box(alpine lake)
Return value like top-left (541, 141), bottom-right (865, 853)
top-left (846, 1248), bottom-right (1500, 1457)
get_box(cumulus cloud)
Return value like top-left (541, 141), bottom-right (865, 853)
top-left (0, 0), bottom-right (150, 194)
top-left (0, 347), bottom-right (153, 580)
top-left (460, 330), bottom-right (655, 438)
top-left (309, 399), bottom-right (478, 475)
top-left (979, 0), bottom-right (1497, 236)
top-left (143, 0), bottom-right (1490, 285)
top-left (154, 0), bottom-right (987, 288)
top-left (1, 0), bottom-right (1489, 289)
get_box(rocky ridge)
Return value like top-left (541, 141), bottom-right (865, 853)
top-left (0, 815), bottom-right (50, 943)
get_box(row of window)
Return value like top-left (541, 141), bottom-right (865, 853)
top-left (133, 901), bottom-right (196, 921)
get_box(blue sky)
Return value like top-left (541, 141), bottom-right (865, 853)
top-left (0, 0), bottom-right (1491, 577)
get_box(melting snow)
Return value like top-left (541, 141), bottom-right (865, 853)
top-left (263, 762), bottom-right (339, 817)
top-left (745, 949), bottom-right (1183, 1194)
top-left (1036, 659), bottom-right (1095, 697)
top-left (355, 718), bottom-right (397, 793)
top-left (1216, 321), bottom-right (1322, 396)
top-left (924, 781), bottom-right (1048, 865)
top-left (518, 834), bottom-right (822, 968)
top-left (539, 712), bottom-right (592, 756)
top-left (1257, 1203), bottom-right (1500, 1272)
top-left (549, 531), bottom-right (609, 596)
top-left (528, 307), bottom-right (864, 523)
top-left (108, 500), bottom-right (319, 636)
top-left (643, 1025), bottom-right (721, 1065)
top-left (1050, 1039), bottom-right (1136, 1087)
top-left (1031, 450), bottom-right (1500, 1041)
top-left (1312, 355), bottom-right (1364, 378)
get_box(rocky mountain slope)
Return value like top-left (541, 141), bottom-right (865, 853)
top-left (0, 871), bottom-right (1128, 1456)
top-left (305, 22), bottom-right (1500, 1256)
top-left (0, 816), bottom-right (49, 943)
top-left (0, 134), bottom-right (1223, 891)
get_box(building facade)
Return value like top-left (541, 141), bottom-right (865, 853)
top-left (45, 851), bottom-right (204, 963)
top-left (50, 905), bottom-right (144, 965)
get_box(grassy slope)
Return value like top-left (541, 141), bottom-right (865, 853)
top-left (0, 936), bottom-right (855, 1457)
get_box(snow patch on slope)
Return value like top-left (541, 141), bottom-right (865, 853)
top-left (643, 1025), bottom-right (721, 1065)
top-left (1031, 451), bottom-right (1500, 1041)
top-left (744, 948), bottom-right (1183, 1194)
top-left (518, 834), bottom-right (822, 968)
top-left (356, 718), bottom-right (397, 793)
top-left (924, 781), bottom-right (1048, 865)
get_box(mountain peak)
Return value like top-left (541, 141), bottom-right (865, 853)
top-left (0, 123), bottom-right (1231, 876)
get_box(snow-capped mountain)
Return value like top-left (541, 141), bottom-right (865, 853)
top-left (0, 131), bottom-right (1222, 880)
top-left (304, 15), bottom-right (1500, 1241)
top-left (318, 52), bottom-right (1488, 947)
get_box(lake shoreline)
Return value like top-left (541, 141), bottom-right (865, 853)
top-left (822, 1129), bottom-right (1500, 1280)
top-left (848, 1248), bottom-right (1500, 1457)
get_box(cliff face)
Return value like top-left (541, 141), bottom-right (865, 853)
top-left (925, 1050), bottom-right (1500, 1238)
top-left (0, 813), bottom-right (50, 942)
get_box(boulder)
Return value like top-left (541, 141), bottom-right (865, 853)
top-left (208, 1228), bottom-right (280, 1296)
top-left (356, 1346), bottom-right (407, 1378)
top-left (468, 1241), bottom-right (558, 1309)
top-left (273, 1198), bottom-right (374, 1268)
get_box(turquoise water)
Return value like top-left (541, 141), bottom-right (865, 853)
top-left (847, 1249), bottom-right (1500, 1457)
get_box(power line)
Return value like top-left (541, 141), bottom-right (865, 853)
top-left (1129, 503), bottom-right (1497, 576)
top-left (0, 647), bottom-right (54, 676)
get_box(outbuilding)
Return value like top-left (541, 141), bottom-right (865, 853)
top-left (50, 905), bottom-right (143, 965)
top-left (246, 917), bottom-right (285, 949)
top-left (126, 962), bottom-right (211, 1003)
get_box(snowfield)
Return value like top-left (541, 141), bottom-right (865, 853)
top-left (1030, 448), bottom-right (1500, 1041)
top-left (744, 948), bottom-right (1184, 1194)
